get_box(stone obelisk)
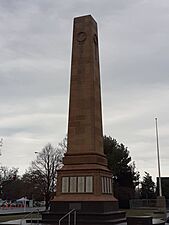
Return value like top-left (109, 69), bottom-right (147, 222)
top-left (43, 15), bottom-right (125, 224)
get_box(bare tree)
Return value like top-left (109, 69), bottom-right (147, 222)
top-left (0, 166), bottom-right (18, 181)
top-left (30, 142), bottom-right (65, 210)
top-left (57, 136), bottom-right (67, 155)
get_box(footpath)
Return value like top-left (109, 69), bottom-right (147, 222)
top-left (0, 207), bottom-right (45, 215)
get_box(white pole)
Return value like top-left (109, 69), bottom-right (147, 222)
top-left (0, 138), bottom-right (3, 156)
top-left (155, 118), bottom-right (162, 196)
top-left (24, 197), bottom-right (26, 212)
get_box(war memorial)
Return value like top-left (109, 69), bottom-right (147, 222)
top-left (0, 14), bottom-right (166, 225)
top-left (42, 15), bottom-right (166, 225)
top-left (42, 15), bottom-right (126, 224)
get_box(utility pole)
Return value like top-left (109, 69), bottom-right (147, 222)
top-left (155, 118), bottom-right (162, 196)
top-left (155, 118), bottom-right (166, 217)
top-left (0, 138), bottom-right (3, 156)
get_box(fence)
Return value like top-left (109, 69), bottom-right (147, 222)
top-left (130, 199), bottom-right (169, 209)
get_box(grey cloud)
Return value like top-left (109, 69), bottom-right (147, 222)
top-left (0, 0), bottom-right (169, 179)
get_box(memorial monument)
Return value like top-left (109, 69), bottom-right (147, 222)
top-left (42, 15), bottom-right (125, 224)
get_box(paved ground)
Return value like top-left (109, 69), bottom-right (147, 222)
top-left (0, 219), bottom-right (24, 224)
top-left (0, 221), bottom-right (168, 225)
top-left (0, 208), bottom-right (168, 225)
top-left (0, 207), bottom-right (45, 215)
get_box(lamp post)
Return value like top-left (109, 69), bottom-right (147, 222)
top-left (155, 118), bottom-right (162, 197)
top-left (155, 118), bottom-right (166, 215)
top-left (0, 138), bottom-right (3, 156)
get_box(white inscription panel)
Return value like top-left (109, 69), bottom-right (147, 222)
top-left (62, 177), bottom-right (69, 193)
top-left (86, 176), bottom-right (93, 193)
top-left (78, 177), bottom-right (85, 192)
top-left (70, 176), bottom-right (77, 193)
top-left (107, 177), bottom-right (110, 193)
top-left (101, 177), bottom-right (104, 193)
top-left (109, 178), bottom-right (113, 193)
top-left (104, 176), bottom-right (107, 193)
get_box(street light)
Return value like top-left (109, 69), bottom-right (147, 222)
top-left (155, 118), bottom-right (162, 197)
top-left (0, 138), bottom-right (3, 156)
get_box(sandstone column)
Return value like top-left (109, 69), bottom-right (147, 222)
top-left (52, 14), bottom-right (117, 207)
top-left (44, 16), bottom-right (126, 224)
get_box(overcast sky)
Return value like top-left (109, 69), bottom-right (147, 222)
top-left (0, 0), bottom-right (169, 181)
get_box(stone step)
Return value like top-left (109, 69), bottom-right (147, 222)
top-left (26, 218), bottom-right (41, 223)
top-left (126, 216), bottom-right (165, 225)
top-left (76, 218), bottom-right (126, 224)
top-left (152, 218), bottom-right (165, 225)
top-left (42, 211), bottom-right (126, 225)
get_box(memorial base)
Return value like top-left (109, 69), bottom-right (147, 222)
top-left (42, 200), bottom-right (126, 224)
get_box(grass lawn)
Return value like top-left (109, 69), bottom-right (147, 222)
top-left (125, 208), bottom-right (155, 217)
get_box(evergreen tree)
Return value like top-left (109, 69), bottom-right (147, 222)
top-left (103, 135), bottom-right (139, 207)
top-left (140, 172), bottom-right (156, 199)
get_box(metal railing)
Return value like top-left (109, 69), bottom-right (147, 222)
top-left (20, 208), bottom-right (40, 225)
top-left (59, 208), bottom-right (76, 225)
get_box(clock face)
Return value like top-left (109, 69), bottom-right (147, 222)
top-left (77, 32), bottom-right (87, 42)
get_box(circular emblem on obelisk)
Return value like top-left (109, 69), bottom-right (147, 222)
top-left (93, 34), bottom-right (98, 44)
top-left (77, 32), bottom-right (87, 42)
